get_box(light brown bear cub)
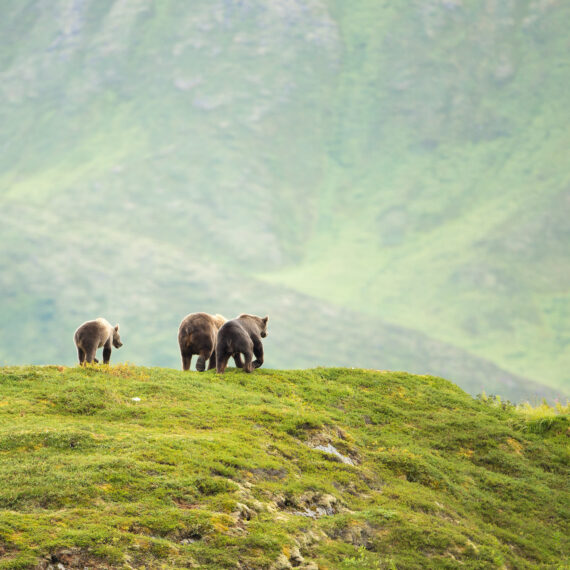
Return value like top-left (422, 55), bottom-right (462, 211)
top-left (216, 314), bottom-right (268, 374)
top-left (178, 312), bottom-right (226, 371)
top-left (74, 318), bottom-right (122, 365)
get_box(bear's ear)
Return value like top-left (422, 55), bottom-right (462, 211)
top-left (115, 324), bottom-right (120, 332)
top-left (262, 316), bottom-right (268, 324)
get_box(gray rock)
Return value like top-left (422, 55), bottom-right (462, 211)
top-left (310, 443), bottom-right (355, 465)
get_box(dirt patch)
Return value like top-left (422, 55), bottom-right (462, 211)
top-left (250, 467), bottom-right (288, 480)
top-left (326, 521), bottom-right (375, 549)
top-left (275, 491), bottom-right (344, 519)
top-left (172, 498), bottom-right (201, 509)
top-left (37, 548), bottom-right (111, 569)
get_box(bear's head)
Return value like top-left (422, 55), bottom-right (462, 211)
top-left (113, 324), bottom-right (123, 348)
top-left (213, 314), bottom-right (227, 329)
top-left (259, 316), bottom-right (269, 338)
top-left (238, 314), bottom-right (269, 337)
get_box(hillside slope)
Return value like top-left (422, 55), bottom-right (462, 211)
top-left (0, 365), bottom-right (568, 569)
top-left (0, 1), bottom-right (569, 399)
top-left (0, 218), bottom-right (560, 403)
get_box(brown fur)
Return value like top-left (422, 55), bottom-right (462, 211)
top-left (178, 312), bottom-right (226, 371)
top-left (74, 318), bottom-right (122, 365)
top-left (216, 314), bottom-right (268, 374)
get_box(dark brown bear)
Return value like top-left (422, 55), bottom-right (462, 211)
top-left (178, 312), bottom-right (226, 371)
top-left (74, 318), bottom-right (122, 365)
top-left (216, 314), bottom-right (268, 374)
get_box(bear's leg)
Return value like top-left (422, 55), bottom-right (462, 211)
top-left (233, 353), bottom-right (244, 368)
top-left (77, 346), bottom-right (86, 365)
top-left (85, 346), bottom-right (97, 363)
top-left (243, 351), bottom-right (254, 373)
top-left (182, 352), bottom-right (192, 371)
top-left (196, 349), bottom-right (212, 372)
top-left (207, 349), bottom-right (216, 370)
top-left (216, 351), bottom-right (231, 374)
top-left (103, 343), bottom-right (112, 364)
top-left (252, 338), bottom-right (264, 369)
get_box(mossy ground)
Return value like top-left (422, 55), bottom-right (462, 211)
top-left (0, 365), bottom-right (568, 569)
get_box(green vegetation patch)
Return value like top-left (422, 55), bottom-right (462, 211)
top-left (0, 365), bottom-right (568, 568)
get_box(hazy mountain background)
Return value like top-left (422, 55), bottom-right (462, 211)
top-left (1, 0), bottom-right (568, 402)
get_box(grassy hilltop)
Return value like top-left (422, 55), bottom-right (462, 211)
top-left (0, 365), bottom-right (568, 569)
top-left (0, 1), bottom-right (569, 401)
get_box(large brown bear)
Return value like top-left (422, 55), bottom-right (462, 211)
top-left (178, 312), bottom-right (226, 371)
top-left (216, 314), bottom-right (268, 374)
top-left (74, 318), bottom-right (122, 365)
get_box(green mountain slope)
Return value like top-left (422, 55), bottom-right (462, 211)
top-left (259, 1), bottom-right (570, 391)
top-left (0, 1), bottom-right (568, 400)
top-left (0, 366), bottom-right (568, 569)
top-left (0, 213), bottom-right (559, 403)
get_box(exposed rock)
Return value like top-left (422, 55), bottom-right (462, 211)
top-left (272, 553), bottom-right (293, 570)
top-left (326, 521), bottom-right (374, 549)
top-left (234, 502), bottom-right (253, 521)
top-left (289, 545), bottom-right (304, 566)
top-left (309, 443), bottom-right (356, 465)
top-left (304, 428), bottom-right (359, 465)
top-left (277, 492), bottom-right (344, 519)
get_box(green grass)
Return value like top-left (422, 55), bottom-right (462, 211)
top-left (0, 365), bottom-right (568, 568)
